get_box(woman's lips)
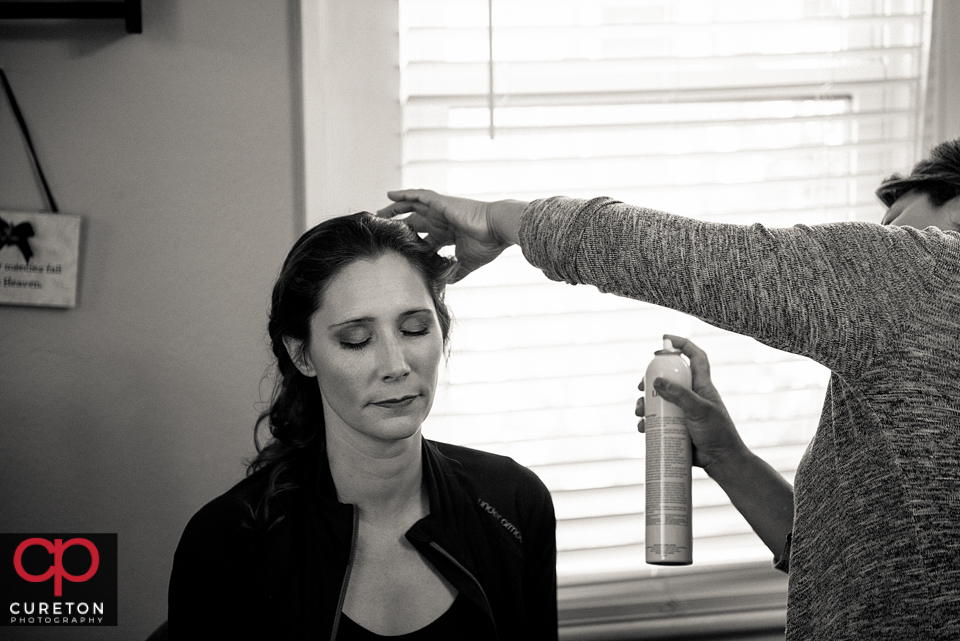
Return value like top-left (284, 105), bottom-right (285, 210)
top-left (371, 394), bottom-right (419, 409)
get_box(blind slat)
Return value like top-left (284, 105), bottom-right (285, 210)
top-left (405, 51), bottom-right (922, 96)
top-left (417, 174), bottom-right (903, 205)
top-left (406, 15), bottom-right (923, 34)
top-left (403, 78), bottom-right (918, 107)
top-left (403, 0), bottom-right (925, 27)
top-left (404, 110), bottom-right (919, 138)
top-left (405, 139), bottom-right (916, 169)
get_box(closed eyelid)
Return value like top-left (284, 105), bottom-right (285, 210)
top-left (331, 311), bottom-right (434, 341)
top-left (401, 324), bottom-right (430, 336)
top-left (335, 326), bottom-right (372, 344)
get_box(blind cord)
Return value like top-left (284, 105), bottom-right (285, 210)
top-left (488, 0), bottom-right (495, 139)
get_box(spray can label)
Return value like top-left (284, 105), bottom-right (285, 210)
top-left (644, 341), bottom-right (693, 565)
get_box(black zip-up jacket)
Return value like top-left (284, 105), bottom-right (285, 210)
top-left (168, 439), bottom-right (558, 640)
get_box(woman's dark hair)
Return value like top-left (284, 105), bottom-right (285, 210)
top-left (876, 137), bottom-right (960, 207)
top-left (248, 212), bottom-right (455, 522)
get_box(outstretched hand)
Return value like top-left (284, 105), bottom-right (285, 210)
top-left (377, 189), bottom-right (525, 282)
top-left (636, 335), bottom-right (747, 474)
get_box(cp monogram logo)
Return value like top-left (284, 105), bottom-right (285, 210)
top-left (13, 538), bottom-right (100, 596)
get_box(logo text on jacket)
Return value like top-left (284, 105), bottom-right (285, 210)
top-left (477, 499), bottom-right (522, 542)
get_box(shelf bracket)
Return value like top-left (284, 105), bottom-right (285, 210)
top-left (0, 1), bottom-right (142, 34)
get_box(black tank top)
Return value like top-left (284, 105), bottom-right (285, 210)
top-left (337, 594), bottom-right (491, 640)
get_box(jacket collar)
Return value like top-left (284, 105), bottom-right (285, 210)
top-left (309, 436), bottom-right (478, 559)
top-left (305, 436), bottom-right (500, 635)
top-left (409, 439), bottom-right (473, 555)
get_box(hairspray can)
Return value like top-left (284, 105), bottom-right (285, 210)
top-left (645, 337), bottom-right (693, 565)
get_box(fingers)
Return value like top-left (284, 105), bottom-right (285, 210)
top-left (377, 203), bottom-right (430, 228)
top-left (651, 377), bottom-right (703, 413)
top-left (377, 192), bottom-right (446, 227)
top-left (386, 188), bottom-right (439, 204)
top-left (382, 189), bottom-right (442, 212)
top-left (647, 336), bottom-right (731, 449)
top-left (380, 190), bottom-right (457, 230)
top-left (663, 334), bottom-right (708, 368)
top-left (663, 334), bottom-right (717, 397)
top-left (408, 213), bottom-right (453, 245)
top-left (636, 372), bottom-right (701, 419)
top-left (636, 392), bottom-right (645, 432)
top-left (375, 204), bottom-right (458, 255)
top-left (376, 201), bottom-right (419, 218)
top-left (635, 382), bottom-right (645, 432)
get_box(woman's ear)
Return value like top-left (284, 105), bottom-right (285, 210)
top-left (283, 336), bottom-right (316, 377)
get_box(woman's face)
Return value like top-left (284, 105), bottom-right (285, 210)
top-left (882, 190), bottom-right (960, 232)
top-left (295, 252), bottom-right (444, 447)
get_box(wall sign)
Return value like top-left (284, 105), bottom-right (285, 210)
top-left (1, 68), bottom-right (82, 309)
top-left (0, 211), bottom-right (81, 308)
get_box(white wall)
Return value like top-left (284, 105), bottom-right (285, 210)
top-left (301, 0), bottom-right (400, 225)
top-left (0, 2), bottom-right (301, 638)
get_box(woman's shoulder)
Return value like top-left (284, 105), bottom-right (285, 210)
top-left (169, 470), bottom-right (279, 628)
top-left (427, 440), bottom-right (556, 554)
top-left (430, 439), bottom-right (531, 474)
top-left (178, 469), bottom-right (272, 544)
top-left (427, 440), bottom-right (552, 503)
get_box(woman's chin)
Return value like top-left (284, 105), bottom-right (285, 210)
top-left (357, 416), bottom-right (425, 445)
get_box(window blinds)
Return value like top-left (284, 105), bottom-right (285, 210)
top-left (398, 0), bottom-right (930, 629)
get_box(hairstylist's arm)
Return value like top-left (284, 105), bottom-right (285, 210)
top-left (378, 189), bottom-right (529, 281)
top-left (637, 335), bottom-right (795, 560)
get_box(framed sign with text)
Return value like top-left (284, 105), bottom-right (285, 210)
top-left (0, 211), bottom-right (81, 308)
top-left (1, 68), bottom-right (82, 309)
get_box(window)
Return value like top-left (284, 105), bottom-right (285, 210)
top-left (303, 0), bottom-right (933, 636)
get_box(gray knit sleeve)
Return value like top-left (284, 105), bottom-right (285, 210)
top-left (518, 196), bottom-right (950, 375)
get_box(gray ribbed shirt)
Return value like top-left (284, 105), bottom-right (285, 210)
top-left (519, 196), bottom-right (960, 640)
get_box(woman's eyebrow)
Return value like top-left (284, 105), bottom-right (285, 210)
top-left (328, 316), bottom-right (374, 329)
top-left (401, 308), bottom-right (433, 318)
top-left (328, 308), bottom-right (432, 329)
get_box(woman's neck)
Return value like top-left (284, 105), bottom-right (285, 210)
top-left (324, 427), bottom-right (427, 523)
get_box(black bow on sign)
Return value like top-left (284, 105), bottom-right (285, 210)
top-left (0, 217), bottom-right (35, 264)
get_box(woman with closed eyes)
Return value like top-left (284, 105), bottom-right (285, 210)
top-left (167, 213), bottom-right (557, 640)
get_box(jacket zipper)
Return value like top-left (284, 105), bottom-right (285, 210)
top-left (428, 541), bottom-right (499, 640)
top-left (330, 508), bottom-right (360, 641)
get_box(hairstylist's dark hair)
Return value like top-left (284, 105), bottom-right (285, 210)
top-left (876, 137), bottom-right (960, 207)
top-left (248, 212), bottom-right (455, 523)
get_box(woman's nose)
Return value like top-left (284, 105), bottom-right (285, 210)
top-left (378, 335), bottom-right (410, 380)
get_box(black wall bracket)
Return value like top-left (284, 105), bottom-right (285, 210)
top-left (0, 1), bottom-right (142, 33)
